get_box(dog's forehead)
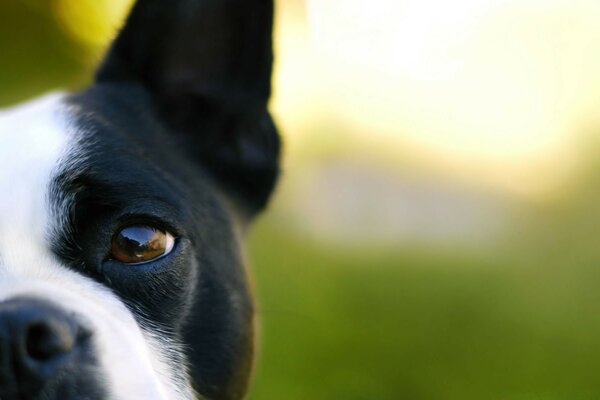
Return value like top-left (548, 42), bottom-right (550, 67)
top-left (0, 93), bottom-right (71, 253)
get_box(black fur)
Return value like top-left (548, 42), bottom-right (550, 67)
top-left (97, 0), bottom-right (280, 214)
top-left (49, 0), bottom-right (278, 398)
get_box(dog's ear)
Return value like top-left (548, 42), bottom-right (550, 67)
top-left (96, 0), bottom-right (279, 214)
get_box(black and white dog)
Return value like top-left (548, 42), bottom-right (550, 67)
top-left (0, 0), bottom-right (279, 398)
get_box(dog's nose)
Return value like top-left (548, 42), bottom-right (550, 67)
top-left (0, 298), bottom-right (89, 395)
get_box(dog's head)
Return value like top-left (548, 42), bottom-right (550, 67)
top-left (0, 0), bottom-right (278, 399)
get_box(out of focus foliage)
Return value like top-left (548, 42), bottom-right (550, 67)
top-left (0, 2), bottom-right (80, 105)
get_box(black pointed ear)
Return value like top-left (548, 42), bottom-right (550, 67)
top-left (96, 0), bottom-right (279, 214)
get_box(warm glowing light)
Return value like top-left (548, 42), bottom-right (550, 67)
top-left (52, 0), bottom-right (134, 49)
top-left (296, 0), bottom-right (600, 196)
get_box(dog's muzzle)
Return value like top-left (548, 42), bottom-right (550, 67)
top-left (0, 298), bottom-right (105, 399)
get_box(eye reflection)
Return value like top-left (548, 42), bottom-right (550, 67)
top-left (111, 225), bottom-right (175, 264)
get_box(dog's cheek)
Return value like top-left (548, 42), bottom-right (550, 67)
top-left (96, 240), bottom-right (199, 330)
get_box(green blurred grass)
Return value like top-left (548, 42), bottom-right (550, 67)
top-left (248, 216), bottom-right (600, 399)
top-left (0, 2), bottom-right (91, 106)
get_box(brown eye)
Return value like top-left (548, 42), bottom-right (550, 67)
top-left (111, 225), bottom-right (175, 264)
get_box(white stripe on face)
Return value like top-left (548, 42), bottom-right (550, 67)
top-left (0, 93), bottom-right (193, 400)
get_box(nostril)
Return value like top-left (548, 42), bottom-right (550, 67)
top-left (0, 298), bottom-right (91, 397)
top-left (25, 320), bottom-right (75, 361)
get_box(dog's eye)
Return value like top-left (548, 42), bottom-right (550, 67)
top-left (111, 225), bottom-right (175, 264)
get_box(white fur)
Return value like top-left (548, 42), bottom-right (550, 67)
top-left (0, 94), bottom-right (194, 400)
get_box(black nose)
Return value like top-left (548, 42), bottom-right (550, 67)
top-left (0, 298), bottom-right (90, 397)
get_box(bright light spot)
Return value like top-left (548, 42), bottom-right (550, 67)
top-left (287, 0), bottom-right (600, 196)
top-left (52, 0), bottom-right (134, 49)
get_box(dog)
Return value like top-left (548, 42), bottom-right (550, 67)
top-left (0, 0), bottom-right (279, 398)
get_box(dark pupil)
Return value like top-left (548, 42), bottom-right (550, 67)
top-left (113, 226), bottom-right (165, 263)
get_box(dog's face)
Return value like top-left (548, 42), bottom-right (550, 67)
top-left (0, 1), bottom-right (279, 399)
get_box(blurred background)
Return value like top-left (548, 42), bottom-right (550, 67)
top-left (3, 0), bottom-right (600, 398)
